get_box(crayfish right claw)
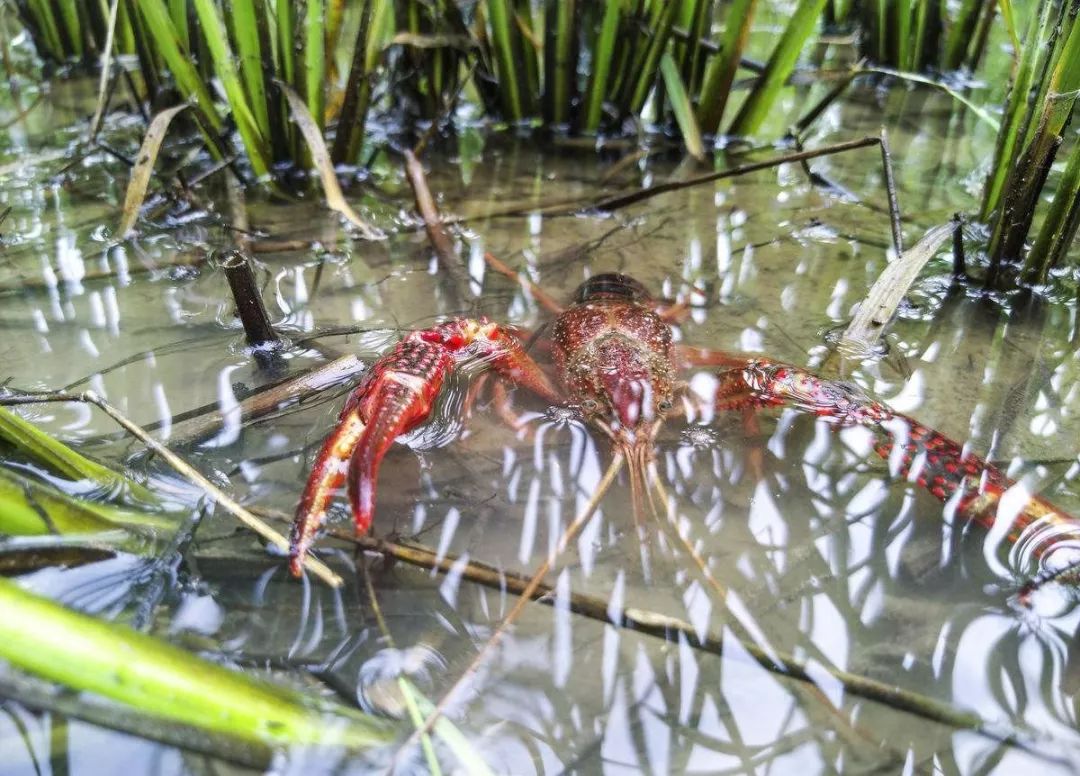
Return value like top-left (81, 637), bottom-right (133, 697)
top-left (288, 339), bottom-right (453, 576)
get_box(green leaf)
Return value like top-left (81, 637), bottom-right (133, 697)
top-left (0, 577), bottom-right (393, 749)
top-left (728, 0), bottom-right (828, 137)
top-left (0, 407), bottom-right (157, 507)
top-left (659, 52), bottom-right (704, 160)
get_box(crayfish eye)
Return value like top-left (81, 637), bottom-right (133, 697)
top-left (581, 398), bottom-right (600, 412)
top-left (658, 399), bottom-right (674, 412)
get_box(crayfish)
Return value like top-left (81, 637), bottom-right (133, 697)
top-left (289, 258), bottom-right (1080, 587)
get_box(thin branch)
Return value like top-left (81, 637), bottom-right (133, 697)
top-left (388, 453), bottom-right (627, 770)
top-left (0, 390), bottom-right (342, 587)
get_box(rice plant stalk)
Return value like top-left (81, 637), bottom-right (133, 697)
top-left (659, 51), bottom-right (704, 159)
top-left (941, 0), bottom-right (987, 70)
top-left (331, 0), bottom-right (376, 164)
top-left (979, 0), bottom-right (1053, 220)
top-left (0, 406), bottom-right (156, 505)
top-left (486, 0), bottom-right (526, 120)
top-left (627, 0), bottom-right (680, 115)
top-left (192, 0), bottom-right (271, 177)
top-left (134, 0), bottom-right (221, 131)
top-left (987, 7), bottom-right (1080, 272)
top-left (167, 0), bottom-right (187, 46)
top-left (728, 0), bottom-right (828, 136)
top-left (582, 0), bottom-right (624, 132)
top-left (304, 0), bottom-right (326, 131)
top-left (696, 0), bottom-right (758, 134)
top-left (542, 0), bottom-right (578, 126)
top-left (56, 0), bottom-right (83, 58)
top-left (231, 0), bottom-right (272, 145)
top-left (1023, 137), bottom-right (1080, 283)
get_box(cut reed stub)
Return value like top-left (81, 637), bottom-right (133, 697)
top-left (219, 250), bottom-right (285, 374)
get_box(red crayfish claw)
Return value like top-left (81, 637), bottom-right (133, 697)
top-left (288, 339), bottom-right (453, 576)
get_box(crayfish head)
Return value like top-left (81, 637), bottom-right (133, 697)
top-left (575, 338), bottom-right (676, 448)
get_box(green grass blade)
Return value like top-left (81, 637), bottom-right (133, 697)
top-left (582, 0), bottom-right (624, 132)
top-left (0, 407), bottom-right (157, 506)
top-left (979, 0), bottom-right (1052, 220)
top-left (0, 467), bottom-right (170, 537)
top-left (696, 0), bottom-right (758, 134)
top-left (0, 577), bottom-right (392, 748)
top-left (1024, 137), bottom-right (1080, 283)
top-left (659, 52), bottom-right (704, 159)
top-left (627, 0), bottom-right (680, 114)
top-left (134, 0), bottom-right (221, 130)
top-left (232, 0), bottom-right (272, 143)
top-left (192, 0), bottom-right (271, 177)
top-left (728, 0), bottom-right (827, 136)
top-left (486, 0), bottom-right (524, 120)
top-left (304, 0), bottom-right (326, 131)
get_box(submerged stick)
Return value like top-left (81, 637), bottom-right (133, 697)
top-left (221, 251), bottom-right (279, 349)
top-left (403, 149), bottom-right (471, 303)
top-left (389, 453), bottom-right (627, 770)
top-left (0, 390), bottom-right (342, 587)
top-left (219, 250), bottom-right (285, 375)
top-left (878, 127), bottom-right (904, 258)
top-left (144, 354), bottom-right (365, 450)
top-left (327, 523), bottom-right (1072, 767)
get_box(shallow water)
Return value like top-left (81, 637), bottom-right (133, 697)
top-left (1, 64), bottom-right (1080, 775)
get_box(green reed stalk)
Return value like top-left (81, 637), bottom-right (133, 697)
top-left (192, 0), bottom-right (271, 177)
top-left (542, 0), bottom-right (578, 126)
top-left (231, 0), bottom-right (271, 145)
top-left (331, 0), bottom-right (375, 164)
top-left (729, 0), bottom-right (827, 136)
top-left (582, 0), bottom-right (623, 132)
top-left (980, 0), bottom-right (1052, 221)
top-left (627, 0), bottom-right (680, 114)
top-left (697, 0), bottom-right (757, 134)
top-left (304, 0), bottom-right (326, 131)
top-left (487, 0), bottom-right (525, 120)
top-left (1023, 135), bottom-right (1080, 284)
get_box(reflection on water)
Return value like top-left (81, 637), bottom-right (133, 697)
top-left (1, 73), bottom-right (1079, 773)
